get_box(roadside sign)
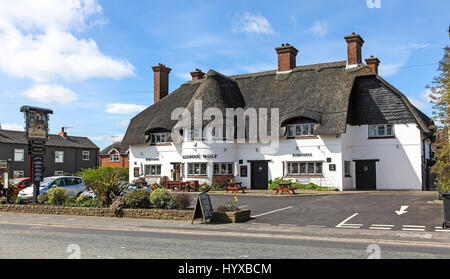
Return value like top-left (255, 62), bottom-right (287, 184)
top-left (191, 192), bottom-right (214, 224)
top-left (0, 160), bottom-right (7, 169)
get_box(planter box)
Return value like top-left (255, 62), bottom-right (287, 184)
top-left (213, 209), bottom-right (251, 223)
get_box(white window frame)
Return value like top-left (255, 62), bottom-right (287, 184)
top-left (110, 154), bottom-right (120, 163)
top-left (344, 161), bottom-right (351, 177)
top-left (13, 170), bottom-right (24, 178)
top-left (286, 161), bottom-right (323, 175)
top-left (149, 132), bottom-right (169, 145)
top-left (82, 151), bottom-right (90, 161)
top-left (368, 124), bottom-right (395, 138)
top-left (213, 163), bottom-right (234, 176)
top-left (144, 164), bottom-right (161, 176)
top-left (14, 149), bottom-right (25, 162)
top-left (287, 123), bottom-right (315, 138)
top-left (187, 163), bottom-right (208, 176)
top-left (55, 151), bottom-right (64, 163)
top-left (54, 171), bottom-right (64, 176)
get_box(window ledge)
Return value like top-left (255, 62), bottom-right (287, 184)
top-left (287, 136), bottom-right (318, 140)
top-left (187, 176), bottom-right (209, 178)
top-left (344, 175), bottom-right (352, 178)
top-left (284, 175), bottom-right (324, 178)
top-left (143, 176), bottom-right (161, 178)
top-left (368, 136), bottom-right (395, 140)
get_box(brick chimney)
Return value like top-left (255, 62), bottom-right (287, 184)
top-left (365, 55), bottom-right (380, 74)
top-left (59, 127), bottom-right (67, 137)
top-left (344, 32), bottom-right (364, 68)
top-left (190, 68), bottom-right (205, 80)
top-left (151, 63), bottom-right (171, 103)
top-left (275, 43), bottom-right (298, 72)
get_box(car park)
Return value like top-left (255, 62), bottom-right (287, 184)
top-left (18, 176), bottom-right (86, 201)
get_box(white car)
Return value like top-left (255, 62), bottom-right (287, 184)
top-left (18, 176), bottom-right (86, 201)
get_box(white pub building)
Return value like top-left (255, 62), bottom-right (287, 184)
top-left (122, 33), bottom-right (434, 191)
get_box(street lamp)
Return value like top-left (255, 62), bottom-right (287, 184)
top-left (20, 106), bottom-right (53, 204)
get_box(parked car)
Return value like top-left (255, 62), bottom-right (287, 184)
top-left (10, 177), bottom-right (32, 194)
top-left (18, 176), bottom-right (86, 201)
top-left (79, 182), bottom-right (151, 199)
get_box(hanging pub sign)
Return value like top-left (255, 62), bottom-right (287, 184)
top-left (191, 192), bottom-right (214, 224)
top-left (20, 106), bottom-right (53, 140)
top-left (20, 106), bottom-right (53, 204)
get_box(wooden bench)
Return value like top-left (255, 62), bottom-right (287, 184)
top-left (226, 182), bottom-right (246, 193)
top-left (166, 181), bottom-right (182, 191)
top-left (274, 182), bottom-right (296, 195)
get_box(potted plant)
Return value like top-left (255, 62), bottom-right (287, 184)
top-left (200, 182), bottom-right (210, 193)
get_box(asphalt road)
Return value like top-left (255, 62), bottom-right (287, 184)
top-left (200, 192), bottom-right (445, 232)
top-left (0, 221), bottom-right (449, 259)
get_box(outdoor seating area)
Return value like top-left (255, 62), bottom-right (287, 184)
top-left (273, 181), bottom-right (296, 195)
top-left (226, 181), bottom-right (246, 193)
top-left (165, 180), bottom-right (198, 192)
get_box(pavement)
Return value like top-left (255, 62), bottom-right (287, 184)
top-left (0, 191), bottom-right (449, 258)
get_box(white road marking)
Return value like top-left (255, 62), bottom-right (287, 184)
top-left (251, 223), bottom-right (272, 226)
top-left (279, 224), bottom-right (298, 227)
top-left (435, 229), bottom-right (450, 232)
top-left (370, 227), bottom-right (392, 230)
top-left (395, 205), bottom-right (409, 215)
top-left (250, 206), bottom-right (293, 218)
top-left (306, 225), bottom-right (326, 228)
top-left (371, 224), bottom-right (395, 227)
top-left (336, 213), bottom-right (359, 228)
top-left (339, 226), bottom-right (361, 229)
top-left (403, 225), bottom-right (426, 228)
top-left (240, 205), bottom-right (248, 208)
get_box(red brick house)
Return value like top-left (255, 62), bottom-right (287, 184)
top-left (99, 142), bottom-right (129, 167)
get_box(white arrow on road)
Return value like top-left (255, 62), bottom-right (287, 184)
top-left (395, 206), bottom-right (409, 215)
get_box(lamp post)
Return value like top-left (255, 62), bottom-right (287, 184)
top-left (20, 106), bottom-right (53, 204)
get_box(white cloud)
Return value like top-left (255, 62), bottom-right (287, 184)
top-left (0, 0), bottom-right (134, 83)
top-left (232, 13), bottom-right (274, 34)
top-left (105, 103), bottom-right (146, 115)
top-left (0, 123), bottom-right (24, 131)
top-left (90, 136), bottom-right (105, 141)
top-left (20, 84), bottom-right (78, 104)
top-left (409, 89), bottom-right (433, 110)
top-left (118, 119), bottom-right (130, 127)
top-left (309, 21), bottom-right (328, 37)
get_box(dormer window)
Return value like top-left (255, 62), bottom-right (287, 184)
top-left (287, 123), bottom-right (315, 138)
top-left (149, 132), bottom-right (169, 145)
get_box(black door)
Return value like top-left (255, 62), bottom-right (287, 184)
top-left (250, 161), bottom-right (269, 189)
top-left (355, 160), bottom-right (377, 190)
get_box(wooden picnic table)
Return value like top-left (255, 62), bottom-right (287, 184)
top-left (226, 182), bottom-right (246, 193)
top-left (274, 181), bottom-right (296, 195)
top-left (165, 180), bottom-right (182, 191)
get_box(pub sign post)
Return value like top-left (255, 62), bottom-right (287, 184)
top-left (20, 106), bottom-right (53, 204)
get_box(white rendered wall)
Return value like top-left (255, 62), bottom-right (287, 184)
top-left (341, 124), bottom-right (423, 190)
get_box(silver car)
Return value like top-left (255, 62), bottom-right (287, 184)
top-left (18, 176), bottom-right (86, 200)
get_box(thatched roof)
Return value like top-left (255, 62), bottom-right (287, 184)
top-left (122, 61), bottom-right (432, 146)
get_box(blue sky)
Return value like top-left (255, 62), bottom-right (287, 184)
top-left (0, 0), bottom-right (448, 150)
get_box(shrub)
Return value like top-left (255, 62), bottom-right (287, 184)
top-left (150, 188), bottom-right (177, 209)
top-left (37, 193), bottom-right (49, 204)
top-left (76, 194), bottom-right (92, 204)
top-left (0, 180), bottom-right (18, 203)
top-left (14, 196), bottom-right (24, 204)
top-left (86, 169), bottom-right (128, 206)
top-left (64, 197), bottom-right (77, 207)
top-left (46, 187), bottom-right (69, 205)
top-left (110, 196), bottom-right (125, 217)
top-left (124, 190), bottom-right (151, 208)
top-left (175, 194), bottom-right (192, 210)
top-left (216, 205), bottom-right (228, 213)
top-left (76, 166), bottom-right (129, 189)
top-left (211, 176), bottom-right (233, 190)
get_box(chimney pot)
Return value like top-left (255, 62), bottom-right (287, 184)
top-left (365, 55), bottom-right (380, 74)
top-left (58, 127), bottom-right (67, 137)
top-left (344, 33), bottom-right (365, 67)
top-left (152, 63), bottom-right (172, 103)
top-left (275, 43), bottom-right (299, 72)
top-left (190, 68), bottom-right (205, 80)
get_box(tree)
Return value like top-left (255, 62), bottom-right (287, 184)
top-left (429, 32), bottom-right (449, 193)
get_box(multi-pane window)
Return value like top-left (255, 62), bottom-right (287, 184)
top-left (54, 171), bottom-right (64, 176)
top-left (369, 124), bottom-right (394, 138)
top-left (187, 163), bottom-right (208, 176)
top-left (14, 149), bottom-right (24, 162)
top-left (149, 132), bottom-right (168, 145)
top-left (144, 165), bottom-right (161, 176)
top-left (287, 123), bottom-right (315, 138)
top-left (287, 161), bottom-right (323, 175)
top-left (110, 154), bottom-right (120, 162)
top-left (213, 163), bottom-right (234, 176)
top-left (55, 151), bottom-right (64, 163)
top-left (344, 161), bottom-right (351, 177)
top-left (82, 151), bottom-right (90, 161)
